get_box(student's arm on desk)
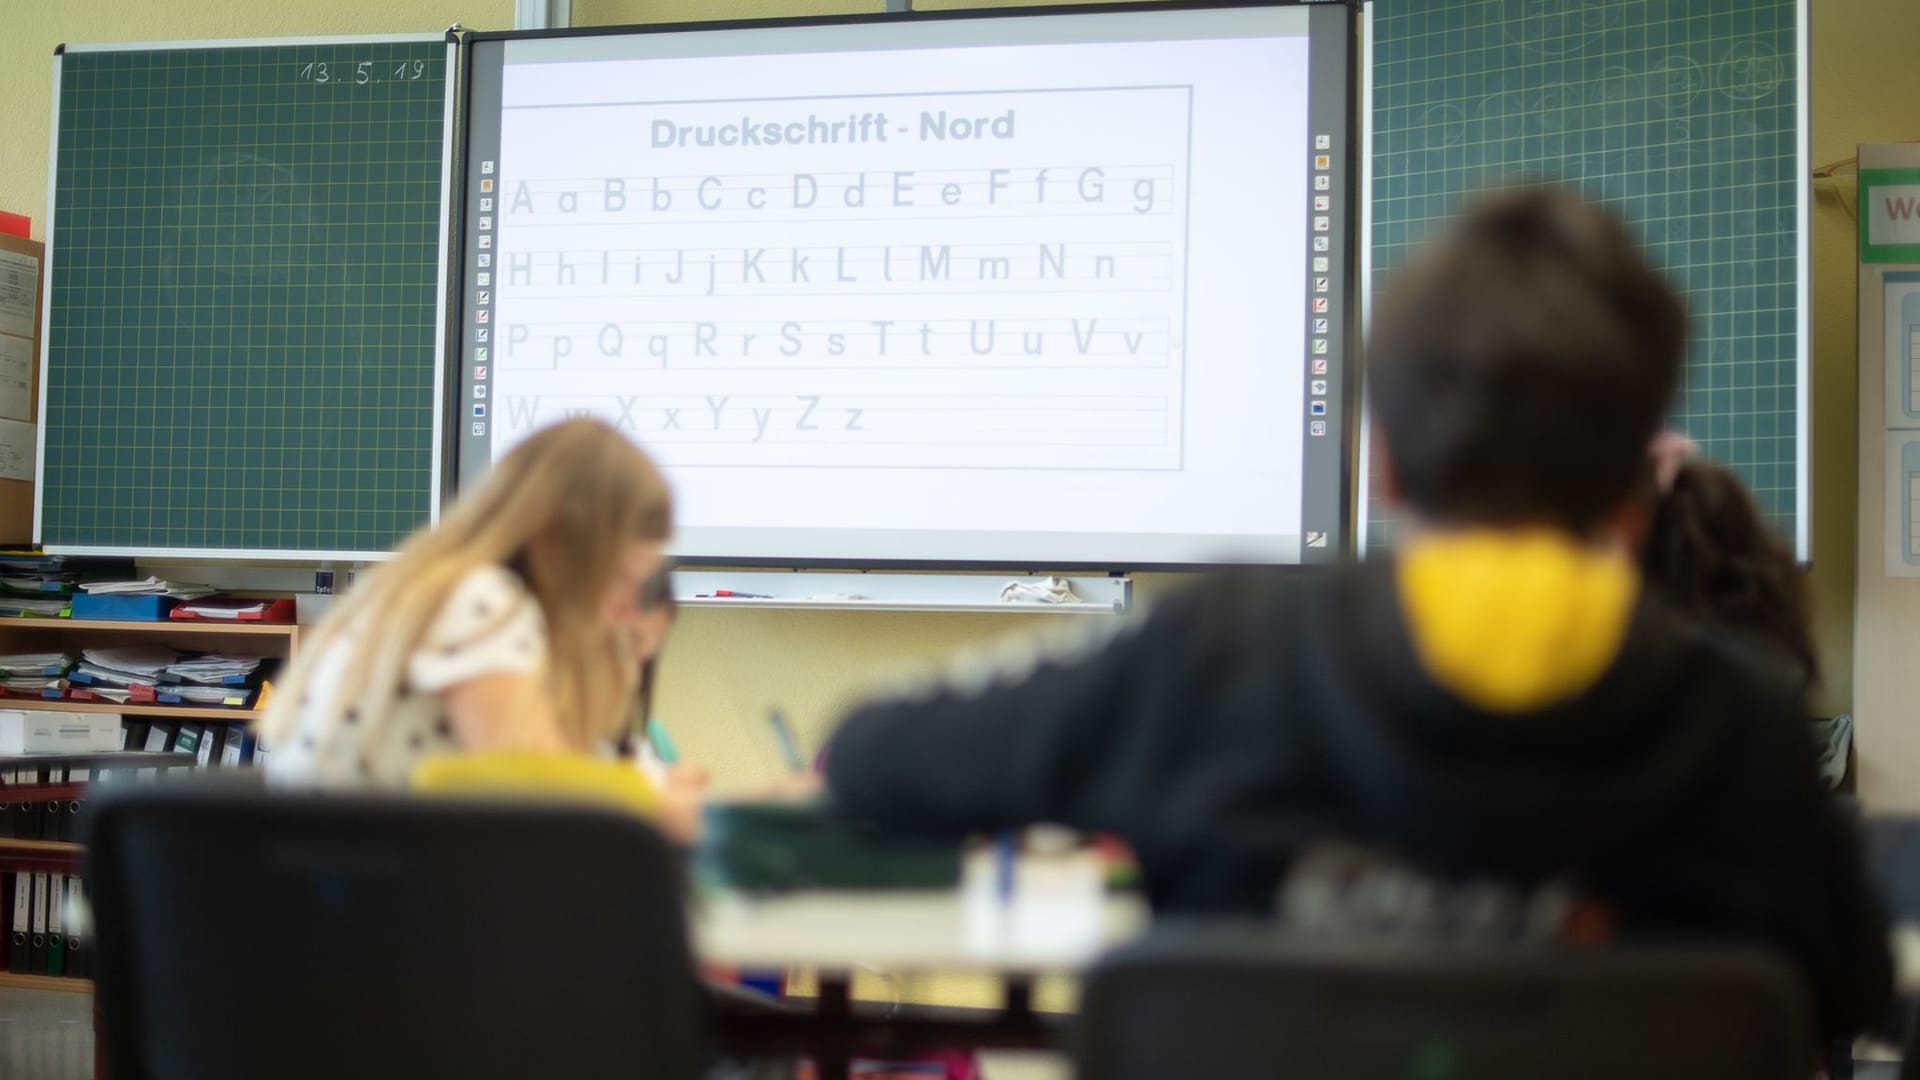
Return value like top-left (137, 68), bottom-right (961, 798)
top-left (825, 581), bottom-right (1239, 835)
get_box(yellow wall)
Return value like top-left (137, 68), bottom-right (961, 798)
top-left (3, 0), bottom-right (1910, 775)
top-left (1807, 0), bottom-right (1920, 719)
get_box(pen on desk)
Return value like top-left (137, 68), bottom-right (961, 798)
top-left (995, 830), bottom-right (1019, 904)
top-left (766, 707), bottom-right (806, 773)
top-left (696, 590), bottom-right (774, 599)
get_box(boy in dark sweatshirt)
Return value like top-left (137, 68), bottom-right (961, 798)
top-left (824, 191), bottom-right (1893, 1044)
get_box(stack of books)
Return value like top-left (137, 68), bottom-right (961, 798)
top-left (0, 652), bottom-right (72, 700)
top-left (65, 645), bottom-right (178, 705)
top-left (41, 646), bottom-right (272, 711)
top-left (154, 654), bottom-right (266, 710)
top-left (0, 555), bottom-right (74, 619)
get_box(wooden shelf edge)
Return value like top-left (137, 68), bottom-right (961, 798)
top-left (0, 839), bottom-right (82, 856)
top-left (0, 699), bottom-right (259, 722)
top-left (0, 616), bottom-right (297, 636)
top-left (0, 971), bottom-right (91, 993)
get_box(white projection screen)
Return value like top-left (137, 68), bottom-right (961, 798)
top-left (455, 1), bottom-right (1359, 568)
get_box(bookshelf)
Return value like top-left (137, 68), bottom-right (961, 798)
top-left (0, 615), bottom-right (299, 992)
top-left (0, 615), bottom-right (298, 722)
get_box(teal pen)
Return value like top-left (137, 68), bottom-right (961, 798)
top-left (767, 708), bottom-right (806, 773)
top-left (645, 718), bottom-right (679, 766)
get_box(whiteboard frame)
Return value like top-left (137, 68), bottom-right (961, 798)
top-left (55, 33), bottom-right (446, 53)
top-left (31, 52), bottom-right (60, 547)
top-left (673, 569), bottom-right (1130, 614)
top-left (451, 0), bottom-right (1363, 574)
top-left (1355, 0), bottom-right (1375, 555)
top-left (1793, 0), bottom-right (1811, 559)
top-left (34, 33), bottom-right (457, 563)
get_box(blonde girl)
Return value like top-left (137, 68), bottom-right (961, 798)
top-left (259, 419), bottom-right (674, 788)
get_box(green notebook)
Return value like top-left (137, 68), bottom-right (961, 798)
top-left (697, 802), bottom-right (961, 894)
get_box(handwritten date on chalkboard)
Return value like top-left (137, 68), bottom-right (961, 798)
top-left (296, 59), bottom-right (432, 85)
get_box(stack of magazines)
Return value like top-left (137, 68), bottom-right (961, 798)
top-left (0, 650), bottom-right (73, 698)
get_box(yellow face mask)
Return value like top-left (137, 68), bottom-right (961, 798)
top-left (1395, 530), bottom-right (1640, 714)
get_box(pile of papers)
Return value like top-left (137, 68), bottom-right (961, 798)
top-left (154, 683), bottom-right (249, 705)
top-left (64, 684), bottom-right (132, 703)
top-left (0, 650), bottom-right (74, 697)
top-left (0, 595), bottom-right (68, 617)
top-left (0, 650), bottom-right (72, 675)
top-left (163, 654), bottom-right (262, 685)
top-left (0, 553), bottom-right (73, 597)
top-left (0, 675), bottom-right (62, 696)
top-left (76, 644), bottom-right (181, 689)
top-left (79, 577), bottom-right (218, 600)
top-left (0, 574), bottom-right (69, 595)
top-left (173, 600), bottom-right (269, 620)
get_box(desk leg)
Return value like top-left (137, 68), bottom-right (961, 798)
top-left (1004, 977), bottom-right (1034, 1020)
top-left (815, 975), bottom-right (854, 1080)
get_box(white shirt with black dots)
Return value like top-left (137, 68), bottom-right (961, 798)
top-left (265, 565), bottom-right (548, 788)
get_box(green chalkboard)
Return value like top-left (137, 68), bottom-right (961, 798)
top-left (39, 37), bottom-right (451, 557)
top-left (1368, 0), bottom-right (1803, 551)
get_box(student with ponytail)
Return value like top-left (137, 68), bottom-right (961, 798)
top-left (260, 418), bottom-right (676, 788)
top-left (1642, 437), bottom-right (1820, 692)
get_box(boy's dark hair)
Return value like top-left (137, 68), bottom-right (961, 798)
top-left (1644, 460), bottom-right (1818, 688)
top-left (1369, 190), bottom-right (1688, 533)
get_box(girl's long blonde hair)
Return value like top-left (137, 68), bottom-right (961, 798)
top-left (261, 419), bottom-right (672, 751)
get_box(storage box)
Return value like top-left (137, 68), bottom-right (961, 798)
top-left (0, 709), bottom-right (122, 753)
top-left (169, 596), bottom-right (295, 623)
top-left (69, 592), bottom-right (177, 621)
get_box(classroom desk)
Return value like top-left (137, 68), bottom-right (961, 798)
top-left (694, 889), bottom-right (1149, 973)
top-left (691, 855), bottom-right (1149, 1077)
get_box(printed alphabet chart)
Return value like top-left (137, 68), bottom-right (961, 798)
top-left (474, 15), bottom-right (1315, 563)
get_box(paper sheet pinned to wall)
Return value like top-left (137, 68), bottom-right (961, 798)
top-left (0, 250), bottom-right (36, 340)
top-left (1884, 274), bottom-right (1920, 431)
top-left (1887, 432), bottom-right (1920, 577)
top-left (0, 417), bottom-right (32, 481)
top-left (0, 334), bottom-right (30, 422)
top-left (1886, 274), bottom-right (1920, 577)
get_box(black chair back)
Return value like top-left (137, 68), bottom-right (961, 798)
top-left (1864, 815), bottom-right (1920, 921)
top-left (1860, 814), bottom-right (1920, 1078)
top-left (84, 781), bottom-right (709, 1080)
top-left (1078, 927), bottom-right (1811, 1080)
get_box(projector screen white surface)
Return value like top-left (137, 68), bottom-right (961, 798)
top-left (460, 4), bottom-right (1354, 566)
